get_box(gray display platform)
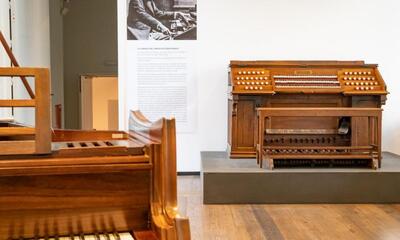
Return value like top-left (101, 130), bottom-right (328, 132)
top-left (201, 151), bottom-right (400, 204)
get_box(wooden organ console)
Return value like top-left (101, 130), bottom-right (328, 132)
top-left (0, 66), bottom-right (190, 240)
top-left (228, 60), bottom-right (388, 169)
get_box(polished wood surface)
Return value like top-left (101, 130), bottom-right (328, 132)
top-left (228, 60), bottom-right (387, 161)
top-left (178, 176), bottom-right (400, 240)
top-left (129, 111), bottom-right (191, 240)
top-left (0, 110), bottom-right (190, 240)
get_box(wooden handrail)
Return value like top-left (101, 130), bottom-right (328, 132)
top-left (0, 31), bottom-right (35, 99)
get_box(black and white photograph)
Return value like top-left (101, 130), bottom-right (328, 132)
top-left (127, 0), bottom-right (197, 40)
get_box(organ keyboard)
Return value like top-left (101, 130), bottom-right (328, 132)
top-left (34, 232), bottom-right (134, 240)
top-left (228, 60), bottom-right (387, 169)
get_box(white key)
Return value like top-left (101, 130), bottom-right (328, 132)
top-left (108, 234), bottom-right (118, 240)
top-left (118, 232), bottom-right (135, 240)
top-left (84, 235), bottom-right (97, 240)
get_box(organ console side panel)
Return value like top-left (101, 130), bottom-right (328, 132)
top-left (228, 61), bottom-right (387, 169)
top-left (129, 111), bottom-right (191, 240)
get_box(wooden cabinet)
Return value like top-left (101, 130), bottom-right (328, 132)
top-left (228, 61), bottom-right (387, 161)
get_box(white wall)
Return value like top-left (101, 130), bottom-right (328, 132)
top-left (63, 0), bottom-right (118, 129)
top-left (11, 0), bottom-right (51, 126)
top-left (119, 0), bottom-right (400, 171)
top-left (0, 0), bottom-right (12, 120)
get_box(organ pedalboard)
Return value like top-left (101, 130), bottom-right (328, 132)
top-left (228, 61), bottom-right (388, 167)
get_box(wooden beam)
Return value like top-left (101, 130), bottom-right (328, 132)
top-left (0, 99), bottom-right (35, 107)
top-left (0, 141), bottom-right (36, 155)
top-left (270, 154), bottom-right (374, 159)
top-left (0, 67), bottom-right (43, 76)
top-left (257, 107), bottom-right (382, 117)
top-left (0, 127), bottom-right (35, 136)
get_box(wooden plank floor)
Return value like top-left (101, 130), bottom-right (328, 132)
top-left (178, 176), bottom-right (400, 240)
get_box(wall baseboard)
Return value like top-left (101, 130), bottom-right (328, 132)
top-left (178, 172), bottom-right (200, 176)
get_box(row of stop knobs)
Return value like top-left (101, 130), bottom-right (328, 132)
top-left (354, 86), bottom-right (375, 91)
top-left (344, 71), bottom-right (372, 75)
top-left (236, 76), bottom-right (268, 80)
top-left (237, 71), bottom-right (265, 75)
top-left (343, 77), bottom-right (375, 81)
top-left (345, 82), bottom-right (378, 86)
top-left (244, 86), bottom-right (264, 90)
top-left (237, 81), bottom-right (268, 85)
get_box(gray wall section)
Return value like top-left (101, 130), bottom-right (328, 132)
top-left (63, 0), bottom-right (118, 129)
top-left (49, 0), bottom-right (64, 127)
